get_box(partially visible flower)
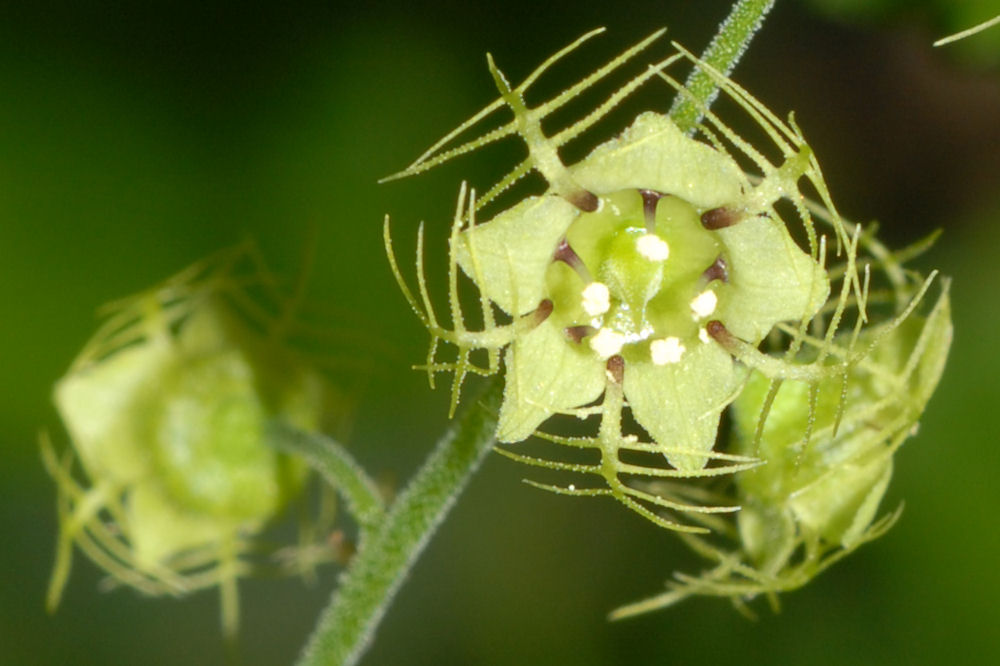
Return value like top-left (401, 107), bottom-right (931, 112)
top-left (612, 246), bottom-right (951, 615)
top-left (42, 243), bottom-right (343, 638)
top-left (736, 283), bottom-right (952, 570)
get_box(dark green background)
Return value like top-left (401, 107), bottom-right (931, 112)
top-left (3, 1), bottom-right (999, 664)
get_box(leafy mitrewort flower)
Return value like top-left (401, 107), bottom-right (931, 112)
top-left (42, 243), bottom-right (346, 638)
top-left (385, 28), bottom-right (951, 605)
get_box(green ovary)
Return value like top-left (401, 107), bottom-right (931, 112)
top-left (545, 189), bottom-right (726, 362)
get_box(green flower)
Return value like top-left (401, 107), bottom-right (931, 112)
top-left (732, 279), bottom-right (952, 582)
top-left (611, 268), bottom-right (951, 616)
top-left (386, 28), bottom-right (952, 609)
top-left (386, 31), bottom-right (849, 529)
top-left (42, 244), bottom-right (339, 638)
top-left (455, 114), bottom-right (828, 473)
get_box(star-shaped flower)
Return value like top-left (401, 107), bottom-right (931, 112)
top-left (454, 113), bottom-right (829, 471)
top-left (383, 31), bottom-right (850, 528)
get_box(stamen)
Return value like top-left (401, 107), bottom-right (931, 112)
top-left (564, 189), bottom-right (599, 212)
top-left (701, 206), bottom-right (743, 230)
top-left (581, 282), bottom-right (611, 316)
top-left (702, 255), bottom-right (729, 283)
top-left (689, 290), bottom-right (718, 319)
top-left (639, 189), bottom-right (664, 231)
top-left (590, 327), bottom-right (625, 359)
top-left (706, 320), bottom-right (733, 345)
top-left (636, 234), bottom-right (669, 262)
top-left (519, 299), bottom-right (554, 333)
top-left (606, 354), bottom-right (625, 384)
top-left (552, 238), bottom-right (593, 283)
top-left (650, 337), bottom-right (685, 365)
top-left (565, 325), bottom-right (596, 343)
top-left (533, 298), bottom-right (554, 324)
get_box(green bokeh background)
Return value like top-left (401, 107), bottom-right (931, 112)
top-left (3, 1), bottom-right (999, 664)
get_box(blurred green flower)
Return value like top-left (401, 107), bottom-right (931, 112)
top-left (43, 244), bottom-right (341, 638)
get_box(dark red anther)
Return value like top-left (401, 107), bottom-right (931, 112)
top-left (553, 238), bottom-right (579, 265)
top-left (565, 189), bottom-right (599, 212)
top-left (701, 206), bottom-right (742, 230)
top-left (702, 255), bottom-right (729, 283)
top-left (705, 320), bottom-right (731, 343)
top-left (552, 238), bottom-right (593, 283)
top-left (564, 325), bottom-right (595, 344)
top-left (639, 189), bottom-right (665, 231)
top-left (606, 354), bottom-right (625, 384)
top-left (534, 299), bottom-right (554, 324)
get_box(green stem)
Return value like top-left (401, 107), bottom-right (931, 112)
top-left (267, 421), bottom-right (386, 531)
top-left (669, 0), bottom-right (776, 132)
top-left (295, 380), bottom-right (502, 666)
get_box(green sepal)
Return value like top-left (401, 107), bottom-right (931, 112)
top-left (789, 454), bottom-right (893, 548)
top-left (150, 347), bottom-right (289, 522)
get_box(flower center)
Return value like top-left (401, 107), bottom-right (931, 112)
top-left (546, 189), bottom-right (726, 364)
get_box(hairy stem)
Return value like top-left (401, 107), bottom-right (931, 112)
top-left (669, 0), bottom-right (776, 132)
top-left (295, 381), bottom-right (502, 666)
top-left (267, 422), bottom-right (386, 531)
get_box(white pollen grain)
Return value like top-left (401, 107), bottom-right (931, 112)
top-left (581, 282), bottom-right (611, 316)
top-left (690, 289), bottom-right (718, 319)
top-left (650, 337), bottom-right (685, 365)
top-left (636, 234), bottom-right (669, 261)
top-left (698, 327), bottom-right (712, 344)
top-left (590, 327), bottom-right (625, 359)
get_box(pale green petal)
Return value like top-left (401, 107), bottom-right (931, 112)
top-left (497, 322), bottom-right (605, 442)
top-left (715, 216), bottom-right (829, 342)
top-left (570, 112), bottom-right (744, 208)
top-left (623, 342), bottom-right (745, 471)
top-left (127, 482), bottom-right (238, 567)
top-left (455, 195), bottom-right (577, 316)
top-left (53, 339), bottom-right (173, 484)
